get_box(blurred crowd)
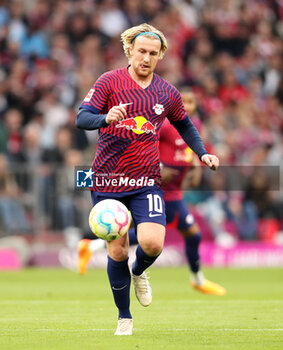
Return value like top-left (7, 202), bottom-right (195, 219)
top-left (0, 0), bottom-right (282, 242)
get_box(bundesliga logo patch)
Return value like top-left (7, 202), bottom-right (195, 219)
top-left (84, 88), bottom-right (95, 102)
top-left (76, 169), bottom-right (94, 188)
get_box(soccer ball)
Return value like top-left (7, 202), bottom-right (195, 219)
top-left (89, 199), bottom-right (131, 241)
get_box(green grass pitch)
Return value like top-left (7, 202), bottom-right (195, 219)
top-left (0, 267), bottom-right (282, 350)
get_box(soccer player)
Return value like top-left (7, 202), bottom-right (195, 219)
top-left (159, 89), bottom-right (226, 296)
top-left (76, 23), bottom-right (219, 335)
top-left (78, 91), bottom-right (226, 296)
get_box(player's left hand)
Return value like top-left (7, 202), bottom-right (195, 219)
top-left (200, 154), bottom-right (219, 171)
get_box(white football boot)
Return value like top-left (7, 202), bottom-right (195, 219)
top-left (131, 270), bottom-right (152, 307)
top-left (114, 318), bottom-right (133, 335)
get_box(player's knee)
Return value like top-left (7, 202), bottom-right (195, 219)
top-left (108, 245), bottom-right (128, 261)
top-left (142, 240), bottom-right (163, 256)
top-left (150, 243), bottom-right (163, 256)
top-left (182, 222), bottom-right (200, 237)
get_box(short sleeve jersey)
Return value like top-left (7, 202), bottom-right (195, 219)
top-left (80, 67), bottom-right (189, 193)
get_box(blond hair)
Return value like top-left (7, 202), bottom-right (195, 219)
top-left (121, 23), bottom-right (168, 61)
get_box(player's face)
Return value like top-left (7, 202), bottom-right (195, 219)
top-left (182, 92), bottom-right (197, 116)
top-left (129, 36), bottom-right (161, 79)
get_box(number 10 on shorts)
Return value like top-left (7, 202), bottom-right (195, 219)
top-left (147, 194), bottom-right (163, 214)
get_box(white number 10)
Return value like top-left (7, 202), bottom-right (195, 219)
top-left (147, 194), bottom-right (163, 213)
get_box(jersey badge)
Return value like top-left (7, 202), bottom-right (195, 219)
top-left (153, 104), bottom-right (164, 115)
top-left (84, 88), bottom-right (95, 102)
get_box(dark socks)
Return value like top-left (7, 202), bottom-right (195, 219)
top-left (107, 256), bottom-right (132, 319)
top-left (132, 245), bottom-right (160, 276)
top-left (185, 233), bottom-right (201, 273)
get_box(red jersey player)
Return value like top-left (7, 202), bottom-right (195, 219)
top-left (76, 24), bottom-right (219, 335)
top-left (160, 90), bottom-right (226, 296)
top-left (78, 91), bottom-right (225, 297)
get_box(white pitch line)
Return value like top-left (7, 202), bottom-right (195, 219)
top-left (0, 300), bottom-right (111, 304)
top-left (0, 329), bottom-right (110, 333)
top-left (2, 299), bottom-right (282, 304)
top-left (170, 328), bottom-right (283, 332)
top-left (0, 328), bottom-right (282, 333)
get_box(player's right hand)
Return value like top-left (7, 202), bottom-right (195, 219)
top-left (201, 154), bottom-right (219, 171)
top-left (106, 106), bottom-right (127, 125)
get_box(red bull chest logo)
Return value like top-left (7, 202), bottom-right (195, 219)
top-left (116, 116), bottom-right (157, 135)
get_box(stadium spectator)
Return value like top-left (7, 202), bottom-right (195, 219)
top-left (0, 153), bottom-right (29, 234)
top-left (57, 148), bottom-right (85, 232)
top-left (0, 109), bottom-right (23, 160)
top-left (20, 17), bottom-right (49, 59)
top-left (40, 126), bottom-right (74, 228)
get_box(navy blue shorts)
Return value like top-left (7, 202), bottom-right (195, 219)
top-left (165, 199), bottom-right (195, 230)
top-left (90, 187), bottom-right (166, 229)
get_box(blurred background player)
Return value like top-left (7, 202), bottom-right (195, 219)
top-left (158, 89), bottom-right (225, 295)
top-left (78, 89), bottom-right (225, 296)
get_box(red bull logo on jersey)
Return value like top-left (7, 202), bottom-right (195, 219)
top-left (153, 104), bottom-right (164, 115)
top-left (116, 118), bottom-right (138, 130)
top-left (116, 116), bottom-right (157, 135)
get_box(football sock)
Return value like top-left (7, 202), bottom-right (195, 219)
top-left (107, 256), bottom-right (132, 319)
top-left (191, 270), bottom-right (205, 286)
top-left (128, 228), bottom-right (138, 245)
top-left (185, 232), bottom-right (201, 273)
top-left (132, 245), bottom-right (160, 276)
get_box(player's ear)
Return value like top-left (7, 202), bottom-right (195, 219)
top-left (157, 49), bottom-right (163, 60)
top-left (129, 44), bottom-right (134, 57)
